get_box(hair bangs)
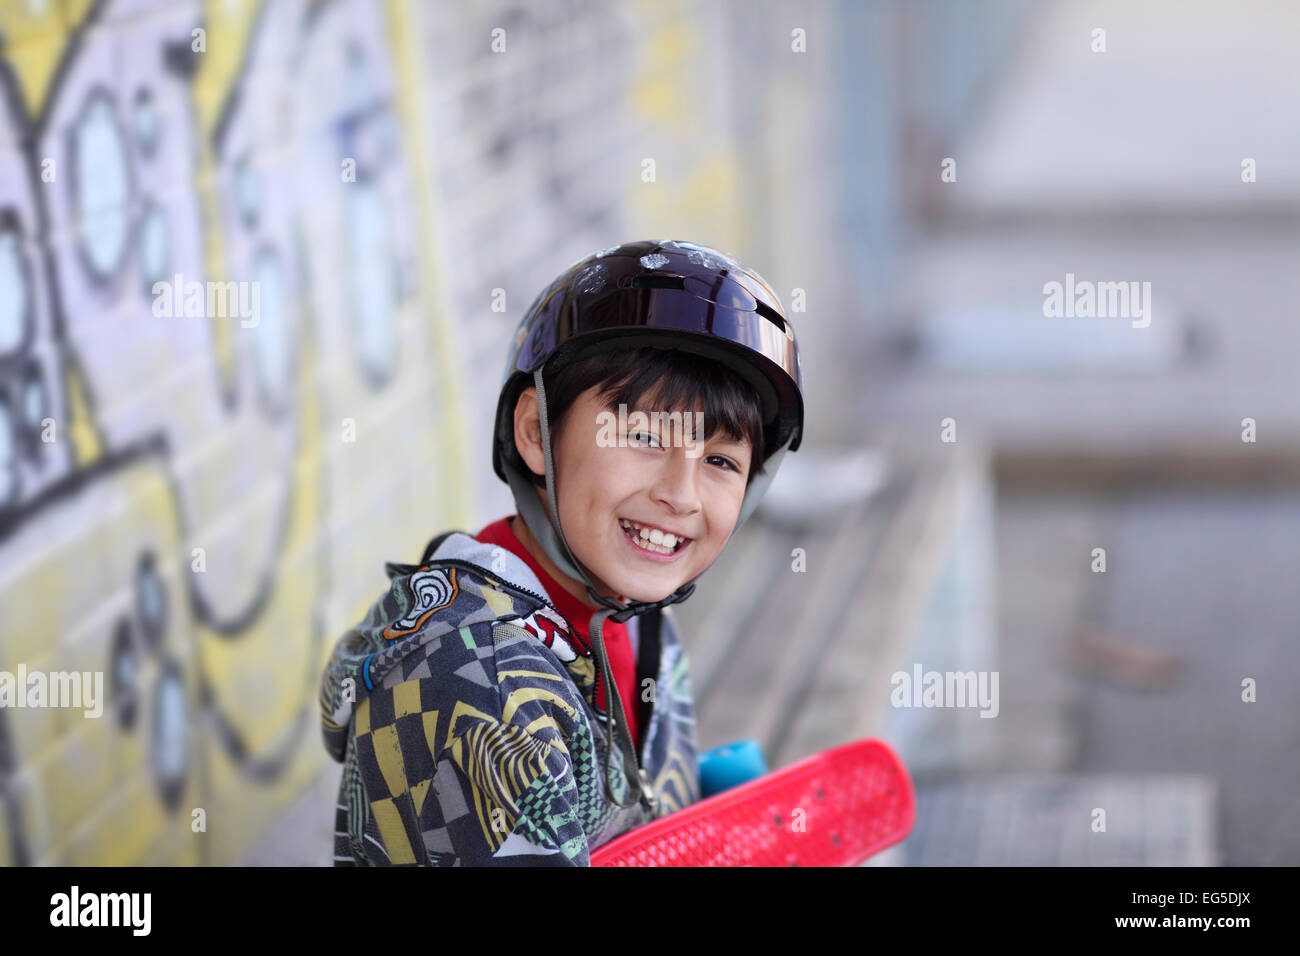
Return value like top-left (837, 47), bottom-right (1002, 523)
top-left (517, 345), bottom-right (769, 487)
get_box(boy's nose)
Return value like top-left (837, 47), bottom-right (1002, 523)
top-left (650, 448), bottom-right (703, 516)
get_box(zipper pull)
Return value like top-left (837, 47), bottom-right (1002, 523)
top-left (638, 767), bottom-right (658, 816)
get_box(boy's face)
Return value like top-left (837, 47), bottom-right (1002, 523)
top-left (513, 383), bottom-right (753, 606)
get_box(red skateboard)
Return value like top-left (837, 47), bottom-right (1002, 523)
top-left (592, 738), bottom-right (915, 866)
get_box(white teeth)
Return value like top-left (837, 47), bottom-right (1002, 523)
top-left (620, 519), bottom-right (686, 554)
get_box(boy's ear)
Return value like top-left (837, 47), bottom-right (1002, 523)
top-left (513, 386), bottom-right (547, 476)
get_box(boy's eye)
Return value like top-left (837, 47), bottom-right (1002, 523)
top-left (624, 431), bottom-right (743, 473)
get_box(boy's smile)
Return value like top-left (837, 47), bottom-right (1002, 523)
top-left (513, 384), bottom-right (752, 608)
top-left (616, 516), bottom-right (692, 559)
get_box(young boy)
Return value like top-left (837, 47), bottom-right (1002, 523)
top-left (320, 239), bottom-right (804, 865)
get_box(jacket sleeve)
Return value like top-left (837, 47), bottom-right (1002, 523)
top-left (430, 718), bottom-right (592, 866)
top-left (346, 607), bottom-right (598, 866)
top-left (349, 690), bottom-right (592, 866)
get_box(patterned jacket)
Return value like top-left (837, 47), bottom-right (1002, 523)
top-left (319, 529), bottom-right (700, 865)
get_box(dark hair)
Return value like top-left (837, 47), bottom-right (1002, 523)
top-left (507, 345), bottom-right (768, 489)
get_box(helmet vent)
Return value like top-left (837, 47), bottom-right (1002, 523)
top-left (755, 301), bottom-right (788, 332)
top-left (630, 274), bottom-right (686, 291)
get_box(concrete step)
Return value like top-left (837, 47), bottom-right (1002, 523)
top-left (899, 773), bottom-right (1219, 866)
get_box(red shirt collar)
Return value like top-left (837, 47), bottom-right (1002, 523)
top-left (474, 516), bottom-right (626, 636)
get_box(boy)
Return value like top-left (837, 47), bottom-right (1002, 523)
top-left (320, 239), bottom-right (804, 865)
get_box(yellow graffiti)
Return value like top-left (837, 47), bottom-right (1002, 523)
top-left (63, 358), bottom-right (104, 466)
top-left (383, 0), bottom-right (472, 524)
top-left (0, 1), bottom-right (71, 117)
top-left (190, 0), bottom-right (262, 397)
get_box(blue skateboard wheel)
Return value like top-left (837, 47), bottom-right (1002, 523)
top-left (698, 739), bottom-right (768, 797)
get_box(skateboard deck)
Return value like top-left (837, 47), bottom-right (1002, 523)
top-left (591, 738), bottom-right (915, 866)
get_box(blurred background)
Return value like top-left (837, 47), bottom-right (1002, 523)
top-left (0, 0), bottom-right (1296, 866)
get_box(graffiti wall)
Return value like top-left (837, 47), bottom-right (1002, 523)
top-left (0, 0), bottom-right (760, 864)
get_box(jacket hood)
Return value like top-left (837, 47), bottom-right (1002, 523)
top-left (319, 530), bottom-right (557, 763)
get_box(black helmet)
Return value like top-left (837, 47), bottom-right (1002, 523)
top-left (490, 239), bottom-right (805, 810)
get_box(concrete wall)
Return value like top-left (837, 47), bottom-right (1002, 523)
top-left (0, 0), bottom-right (848, 865)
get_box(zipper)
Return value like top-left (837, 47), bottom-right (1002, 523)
top-left (438, 557), bottom-right (559, 613)
top-left (391, 554), bottom-right (559, 613)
